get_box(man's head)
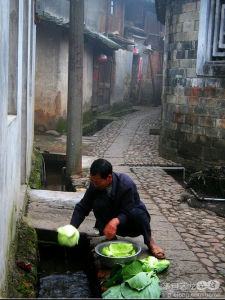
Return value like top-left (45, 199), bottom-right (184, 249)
top-left (90, 159), bottom-right (112, 190)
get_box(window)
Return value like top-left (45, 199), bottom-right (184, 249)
top-left (197, 0), bottom-right (225, 76)
top-left (110, 0), bottom-right (114, 15)
top-left (213, 0), bottom-right (225, 57)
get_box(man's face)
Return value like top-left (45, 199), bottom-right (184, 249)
top-left (90, 173), bottom-right (112, 190)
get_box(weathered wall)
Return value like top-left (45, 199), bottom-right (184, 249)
top-left (35, 23), bottom-right (68, 131)
top-left (111, 49), bottom-right (133, 105)
top-left (35, 23), bottom-right (94, 131)
top-left (84, 0), bottom-right (107, 32)
top-left (83, 42), bottom-right (94, 111)
top-left (0, 0), bottom-right (36, 294)
top-left (160, 0), bottom-right (225, 167)
top-left (107, 0), bottom-right (125, 36)
top-left (125, 1), bottom-right (164, 106)
top-left (85, 0), bottom-right (124, 36)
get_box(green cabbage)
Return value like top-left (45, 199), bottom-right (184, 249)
top-left (102, 256), bottom-right (170, 299)
top-left (140, 256), bottom-right (170, 273)
top-left (101, 243), bottom-right (136, 258)
top-left (57, 224), bottom-right (80, 247)
top-left (102, 270), bottom-right (162, 299)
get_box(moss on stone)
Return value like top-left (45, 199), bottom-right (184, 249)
top-left (6, 220), bottom-right (38, 298)
top-left (83, 110), bottom-right (95, 125)
top-left (57, 117), bottom-right (67, 134)
top-left (29, 148), bottom-right (43, 189)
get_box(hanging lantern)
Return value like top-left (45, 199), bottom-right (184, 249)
top-left (97, 54), bottom-right (108, 63)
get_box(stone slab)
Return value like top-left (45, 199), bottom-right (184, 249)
top-left (28, 189), bottom-right (84, 208)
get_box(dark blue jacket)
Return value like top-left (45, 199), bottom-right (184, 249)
top-left (70, 172), bottom-right (147, 231)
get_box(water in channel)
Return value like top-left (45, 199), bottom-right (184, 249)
top-left (37, 232), bottom-right (101, 298)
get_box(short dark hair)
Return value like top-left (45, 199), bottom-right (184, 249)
top-left (90, 159), bottom-right (112, 179)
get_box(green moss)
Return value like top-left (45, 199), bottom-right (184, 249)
top-left (6, 220), bottom-right (38, 298)
top-left (29, 148), bottom-right (43, 189)
top-left (8, 205), bottom-right (16, 243)
top-left (16, 283), bottom-right (34, 298)
top-left (57, 117), bottom-right (67, 134)
top-left (109, 102), bottom-right (132, 114)
top-left (26, 226), bottom-right (37, 240)
top-left (83, 110), bottom-right (95, 125)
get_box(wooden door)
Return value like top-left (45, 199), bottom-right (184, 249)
top-left (93, 56), bottom-right (113, 111)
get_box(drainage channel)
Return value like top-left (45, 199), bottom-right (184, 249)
top-left (36, 229), bottom-right (101, 298)
top-left (41, 154), bottom-right (75, 191)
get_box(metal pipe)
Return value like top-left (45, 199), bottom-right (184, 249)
top-left (161, 166), bottom-right (186, 182)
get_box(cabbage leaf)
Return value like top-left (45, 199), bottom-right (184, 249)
top-left (140, 256), bottom-right (170, 273)
top-left (102, 284), bottom-right (123, 299)
top-left (122, 260), bottom-right (143, 281)
top-left (121, 272), bottom-right (162, 299)
top-left (102, 255), bottom-right (170, 299)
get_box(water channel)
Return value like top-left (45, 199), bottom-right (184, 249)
top-left (36, 229), bottom-right (101, 298)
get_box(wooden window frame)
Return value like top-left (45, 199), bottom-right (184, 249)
top-left (197, 0), bottom-right (225, 76)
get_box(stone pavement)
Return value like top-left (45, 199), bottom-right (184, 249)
top-left (29, 106), bottom-right (225, 298)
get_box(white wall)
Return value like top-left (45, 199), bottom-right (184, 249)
top-left (35, 24), bottom-right (94, 131)
top-left (83, 43), bottom-right (94, 111)
top-left (35, 23), bottom-right (69, 130)
top-left (111, 49), bottom-right (133, 105)
top-left (0, 0), bottom-right (36, 293)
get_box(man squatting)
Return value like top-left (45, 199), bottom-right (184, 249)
top-left (70, 158), bottom-right (165, 259)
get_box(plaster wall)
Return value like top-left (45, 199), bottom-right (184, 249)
top-left (83, 43), bottom-right (94, 111)
top-left (111, 49), bottom-right (133, 105)
top-left (35, 23), bottom-right (94, 131)
top-left (0, 0), bottom-right (36, 293)
top-left (35, 23), bottom-right (68, 131)
top-left (84, 0), bottom-right (106, 33)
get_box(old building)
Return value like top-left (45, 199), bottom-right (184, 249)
top-left (156, 0), bottom-right (225, 168)
top-left (0, 0), bottom-right (36, 293)
top-left (125, 0), bottom-right (164, 106)
top-left (35, 0), bottom-right (134, 132)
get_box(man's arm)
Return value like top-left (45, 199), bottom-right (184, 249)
top-left (104, 184), bottom-right (137, 239)
top-left (117, 185), bottom-right (137, 225)
top-left (70, 185), bottom-right (94, 228)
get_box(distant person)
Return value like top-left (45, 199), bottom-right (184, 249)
top-left (70, 158), bottom-right (165, 259)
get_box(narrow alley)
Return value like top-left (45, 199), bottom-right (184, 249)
top-left (2, 0), bottom-right (225, 298)
top-left (29, 106), bottom-right (225, 298)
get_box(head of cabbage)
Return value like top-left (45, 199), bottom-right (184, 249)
top-left (57, 224), bottom-right (80, 247)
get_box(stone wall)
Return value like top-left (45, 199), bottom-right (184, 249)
top-left (160, 0), bottom-right (225, 168)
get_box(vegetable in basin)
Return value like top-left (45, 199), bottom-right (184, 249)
top-left (101, 242), bottom-right (136, 258)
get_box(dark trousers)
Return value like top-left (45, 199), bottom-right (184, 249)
top-left (96, 207), bottom-right (151, 247)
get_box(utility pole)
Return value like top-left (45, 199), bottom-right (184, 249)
top-left (66, 0), bottom-right (84, 177)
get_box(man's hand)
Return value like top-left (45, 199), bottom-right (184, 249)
top-left (104, 218), bottom-right (120, 240)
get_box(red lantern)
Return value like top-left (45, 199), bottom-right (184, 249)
top-left (97, 54), bottom-right (108, 63)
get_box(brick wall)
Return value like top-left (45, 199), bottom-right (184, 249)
top-left (159, 0), bottom-right (225, 168)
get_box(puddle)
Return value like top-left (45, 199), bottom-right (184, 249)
top-left (37, 229), bottom-right (101, 298)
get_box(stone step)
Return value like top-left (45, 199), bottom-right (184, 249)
top-left (27, 189), bottom-right (84, 208)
